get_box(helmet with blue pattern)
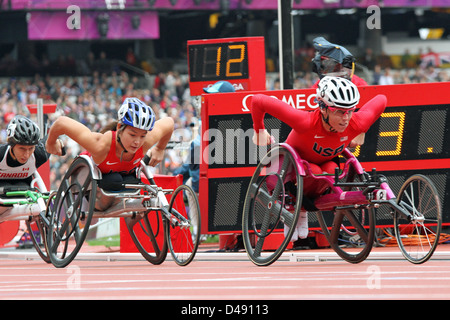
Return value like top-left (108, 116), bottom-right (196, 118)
top-left (117, 98), bottom-right (155, 131)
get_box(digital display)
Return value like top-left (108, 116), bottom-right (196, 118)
top-left (354, 105), bottom-right (448, 163)
top-left (188, 42), bottom-right (249, 82)
top-left (187, 37), bottom-right (266, 96)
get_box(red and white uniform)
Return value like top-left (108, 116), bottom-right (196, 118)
top-left (84, 131), bottom-right (144, 175)
top-left (0, 139), bottom-right (49, 185)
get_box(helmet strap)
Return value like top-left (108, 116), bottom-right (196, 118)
top-left (116, 124), bottom-right (129, 156)
top-left (9, 145), bottom-right (17, 161)
top-left (350, 62), bottom-right (355, 80)
top-left (320, 108), bottom-right (337, 133)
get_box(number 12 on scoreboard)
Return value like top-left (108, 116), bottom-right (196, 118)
top-left (189, 42), bottom-right (249, 82)
top-left (187, 37), bottom-right (265, 95)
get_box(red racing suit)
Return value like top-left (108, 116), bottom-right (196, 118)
top-left (83, 131), bottom-right (144, 175)
top-left (251, 93), bottom-right (387, 190)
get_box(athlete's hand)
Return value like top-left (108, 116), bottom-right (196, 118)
top-left (253, 129), bottom-right (275, 146)
top-left (46, 138), bottom-right (65, 156)
top-left (349, 133), bottom-right (365, 148)
top-left (146, 146), bottom-right (165, 167)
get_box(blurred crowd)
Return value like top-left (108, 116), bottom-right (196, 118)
top-left (292, 46), bottom-right (450, 87)
top-left (0, 49), bottom-right (449, 190)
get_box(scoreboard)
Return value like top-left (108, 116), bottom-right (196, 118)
top-left (187, 37), bottom-right (266, 95)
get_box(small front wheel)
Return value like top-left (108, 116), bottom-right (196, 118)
top-left (394, 174), bottom-right (442, 264)
top-left (166, 184), bottom-right (201, 266)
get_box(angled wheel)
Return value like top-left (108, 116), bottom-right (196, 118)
top-left (26, 192), bottom-right (55, 264)
top-left (394, 174), bottom-right (442, 264)
top-left (242, 145), bottom-right (303, 266)
top-left (125, 211), bottom-right (168, 265)
top-left (47, 157), bottom-right (97, 268)
top-left (317, 207), bottom-right (376, 263)
top-left (166, 184), bottom-right (201, 266)
top-left (317, 166), bottom-right (376, 263)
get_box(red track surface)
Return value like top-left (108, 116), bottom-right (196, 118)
top-left (1, 244), bottom-right (450, 301)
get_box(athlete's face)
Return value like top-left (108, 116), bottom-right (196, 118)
top-left (321, 107), bottom-right (353, 133)
top-left (11, 144), bottom-right (35, 164)
top-left (119, 126), bottom-right (148, 153)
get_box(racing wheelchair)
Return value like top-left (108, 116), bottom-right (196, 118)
top-left (45, 154), bottom-right (201, 268)
top-left (0, 170), bottom-right (52, 263)
top-left (242, 143), bottom-right (442, 266)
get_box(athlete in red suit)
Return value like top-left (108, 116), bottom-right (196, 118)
top-left (252, 76), bottom-right (386, 182)
top-left (46, 98), bottom-right (174, 178)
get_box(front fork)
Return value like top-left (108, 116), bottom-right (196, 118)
top-left (334, 168), bottom-right (415, 223)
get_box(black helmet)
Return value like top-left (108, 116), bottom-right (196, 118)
top-left (7, 115), bottom-right (40, 145)
top-left (311, 37), bottom-right (355, 79)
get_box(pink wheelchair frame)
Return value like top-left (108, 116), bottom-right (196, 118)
top-left (242, 143), bottom-right (442, 266)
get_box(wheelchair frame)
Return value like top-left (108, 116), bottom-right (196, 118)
top-left (0, 170), bottom-right (52, 262)
top-left (45, 154), bottom-right (201, 268)
top-left (242, 143), bottom-right (442, 266)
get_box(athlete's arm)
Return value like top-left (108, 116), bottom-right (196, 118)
top-left (143, 117), bottom-right (174, 167)
top-left (352, 94), bottom-right (387, 132)
top-left (349, 133), bottom-right (365, 148)
top-left (46, 116), bottom-right (109, 158)
top-left (251, 94), bottom-right (311, 145)
top-left (34, 138), bottom-right (50, 168)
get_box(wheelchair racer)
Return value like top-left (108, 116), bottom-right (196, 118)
top-left (0, 115), bottom-right (52, 188)
top-left (310, 37), bottom-right (368, 148)
top-left (251, 76), bottom-right (387, 240)
top-left (0, 115), bottom-right (57, 247)
top-left (45, 97), bottom-right (174, 201)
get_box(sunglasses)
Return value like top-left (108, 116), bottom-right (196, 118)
top-left (327, 106), bottom-right (355, 116)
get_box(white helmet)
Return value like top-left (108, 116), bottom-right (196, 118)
top-left (316, 76), bottom-right (360, 109)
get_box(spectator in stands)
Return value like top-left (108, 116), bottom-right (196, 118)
top-left (379, 68), bottom-right (394, 85)
top-left (372, 64), bottom-right (382, 85)
top-left (126, 47), bottom-right (137, 66)
top-left (377, 51), bottom-right (393, 69)
top-left (400, 49), bottom-right (416, 69)
top-left (96, 51), bottom-right (111, 75)
top-left (360, 48), bottom-right (377, 70)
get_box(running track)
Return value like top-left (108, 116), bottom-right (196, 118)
top-left (1, 245), bottom-right (450, 302)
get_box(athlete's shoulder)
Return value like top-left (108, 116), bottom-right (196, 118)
top-left (352, 75), bottom-right (368, 86)
top-left (90, 130), bottom-right (113, 160)
top-left (34, 139), bottom-right (50, 168)
top-left (0, 144), bottom-right (8, 159)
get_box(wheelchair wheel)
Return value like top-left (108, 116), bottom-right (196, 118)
top-left (242, 145), bottom-right (303, 266)
top-left (165, 184), bottom-right (201, 266)
top-left (125, 211), bottom-right (168, 265)
top-left (47, 157), bottom-right (97, 268)
top-left (26, 192), bottom-right (56, 264)
top-left (394, 174), bottom-right (442, 264)
top-left (317, 167), bottom-right (376, 263)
